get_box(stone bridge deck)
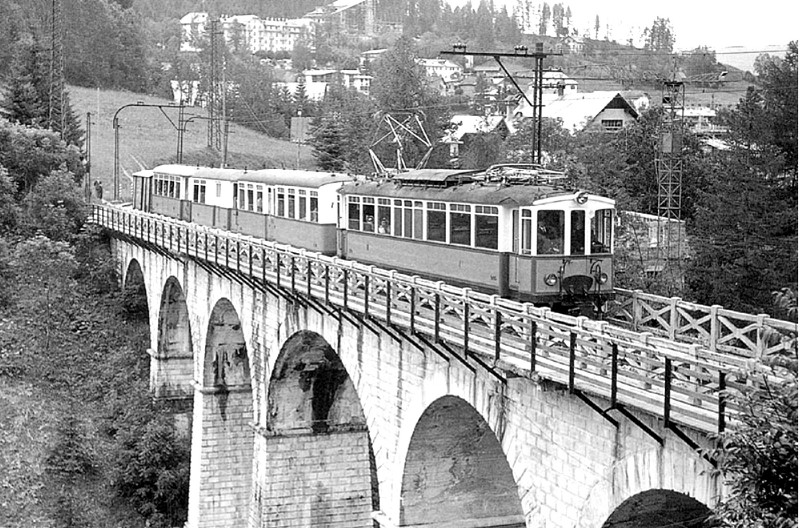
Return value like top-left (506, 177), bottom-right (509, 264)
top-left (94, 205), bottom-right (791, 436)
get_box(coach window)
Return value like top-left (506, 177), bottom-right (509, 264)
top-left (537, 210), bottom-right (564, 254)
top-left (192, 179), bottom-right (206, 203)
top-left (591, 208), bottom-right (614, 253)
top-left (449, 204), bottom-right (471, 246)
top-left (570, 210), bottom-right (586, 255)
top-left (401, 200), bottom-right (413, 238)
top-left (310, 191), bottom-right (319, 222)
top-left (246, 184), bottom-right (255, 211)
top-left (377, 198), bottom-right (391, 234)
top-left (238, 186), bottom-right (246, 210)
top-left (521, 210), bottom-right (532, 254)
top-left (256, 186), bottom-right (264, 213)
top-left (298, 189), bottom-right (307, 220)
top-left (277, 187), bottom-right (285, 217)
top-left (362, 197), bottom-right (375, 232)
top-left (348, 196), bottom-right (361, 230)
top-left (287, 189), bottom-right (296, 218)
top-left (427, 202), bottom-right (446, 242)
top-left (475, 206), bottom-right (499, 249)
top-left (216, 182), bottom-right (222, 199)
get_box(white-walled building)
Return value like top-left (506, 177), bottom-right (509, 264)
top-left (417, 59), bottom-right (463, 81)
top-left (180, 12), bottom-right (315, 55)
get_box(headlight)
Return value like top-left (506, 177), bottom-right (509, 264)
top-left (544, 273), bottom-right (558, 286)
top-left (598, 272), bottom-right (609, 284)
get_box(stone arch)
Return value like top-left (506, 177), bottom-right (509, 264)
top-left (253, 330), bottom-right (376, 526)
top-left (601, 489), bottom-right (712, 527)
top-left (122, 258), bottom-right (149, 319)
top-left (399, 395), bottom-right (525, 527)
top-left (152, 277), bottom-right (194, 400)
top-left (187, 298), bottom-right (254, 528)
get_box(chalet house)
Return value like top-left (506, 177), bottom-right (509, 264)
top-left (511, 91), bottom-right (639, 133)
top-left (274, 69), bottom-right (372, 101)
top-left (418, 59), bottom-right (464, 81)
top-left (180, 12), bottom-right (208, 52)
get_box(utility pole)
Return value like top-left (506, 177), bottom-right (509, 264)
top-left (441, 43), bottom-right (559, 165)
top-left (85, 112), bottom-right (92, 200)
top-left (48, 0), bottom-right (66, 136)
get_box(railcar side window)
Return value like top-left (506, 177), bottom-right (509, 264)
top-left (256, 187), bottom-right (264, 213)
top-left (277, 187), bottom-right (285, 217)
top-left (570, 210), bottom-right (586, 255)
top-left (362, 197), bottom-right (375, 232)
top-left (450, 204), bottom-right (471, 246)
top-left (348, 196), bottom-right (360, 230)
top-left (413, 201), bottom-right (423, 239)
top-left (521, 210), bottom-right (532, 255)
top-left (216, 183), bottom-right (222, 198)
top-left (475, 206), bottom-right (499, 249)
top-left (238, 187), bottom-right (246, 210)
top-left (393, 200), bottom-right (403, 236)
top-left (377, 199), bottom-right (391, 234)
top-left (298, 190), bottom-right (307, 220)
top-left (310, 192), bottom-right (319, 222)
top-left (192, 179), bottom-right (206, 203)
top-left (591, 209), bottom-right (614, 253)
top-left (427, 202), bottom-right (446, 242)
top-left (403, 201), bottom-right (413, 238)
top-left (537, 210), bottom-right (564, 254)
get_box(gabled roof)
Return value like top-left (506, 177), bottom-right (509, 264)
top-left (445, 115), bottom-right (507, 142)
top-left (542, 91), bottom-right (638, 131)
top-left (180, 12), bottom-right (208, 24)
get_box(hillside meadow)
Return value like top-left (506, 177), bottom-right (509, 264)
top-left (68, 86), bottom-right (317, 201)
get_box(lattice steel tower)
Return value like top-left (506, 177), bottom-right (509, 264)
top-left (207, 18), bottom-right (223, 151)
top-left (656, 76), bottom-right (685, 264)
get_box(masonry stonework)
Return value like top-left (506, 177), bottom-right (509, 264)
top-left (112, 238), bottom-right (722, 528)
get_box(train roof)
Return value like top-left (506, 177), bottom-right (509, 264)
top-left (150, 165), bottom-right (354, 188)
top-left (339, 180), bottom-right (577, 205)
top-left (239, 169), bottom-right (353, 188)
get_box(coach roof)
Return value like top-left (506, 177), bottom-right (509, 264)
top-left (240, 169), bottom-right (354, 188)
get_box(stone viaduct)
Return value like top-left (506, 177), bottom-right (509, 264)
top-left (106, 211), bottom-right (727, 528)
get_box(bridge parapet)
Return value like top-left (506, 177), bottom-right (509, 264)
top-left (609, 289), bottom-right (797, 359)
top-left (93, 205), bottom-right (784, 439)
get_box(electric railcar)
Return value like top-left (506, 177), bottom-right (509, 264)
top-left (131, 164), bottom-right (615, 310)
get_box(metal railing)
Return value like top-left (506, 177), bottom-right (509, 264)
top-left (93, 204), bottom-right (782, 437)
top-left (608, 289), bottom-right (797, 360)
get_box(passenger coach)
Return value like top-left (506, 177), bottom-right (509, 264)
top-left (337, 166), bottom-right (615, 308)
top-left (132, 165), bottom-right (353, 254)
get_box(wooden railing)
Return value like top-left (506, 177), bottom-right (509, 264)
top-left (608, 289), bottom-right (797, 360)
top-left (93, 205), bottom-right (782, 437)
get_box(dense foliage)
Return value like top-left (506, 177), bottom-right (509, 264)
top-left (0, 119), bottom-right (190, 527)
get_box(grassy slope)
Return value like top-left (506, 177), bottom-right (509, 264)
top-left (68, 86), bottom-right (317, 200)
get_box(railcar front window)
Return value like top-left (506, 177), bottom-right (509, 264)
top-left (475, 206), bottom-right (498, 249)
top-left (591, 208), bottom-right (614, 253)
top-left (427, 202), bottom-right (446, 242)
top-left (537, 210), bottom-right (564, 254)
top-left (570, 210), bottom-right (586, 255)
top-left (450, 204), bottom-right (471, 246)
top-left (348, 197), bottom-right (360, 230)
